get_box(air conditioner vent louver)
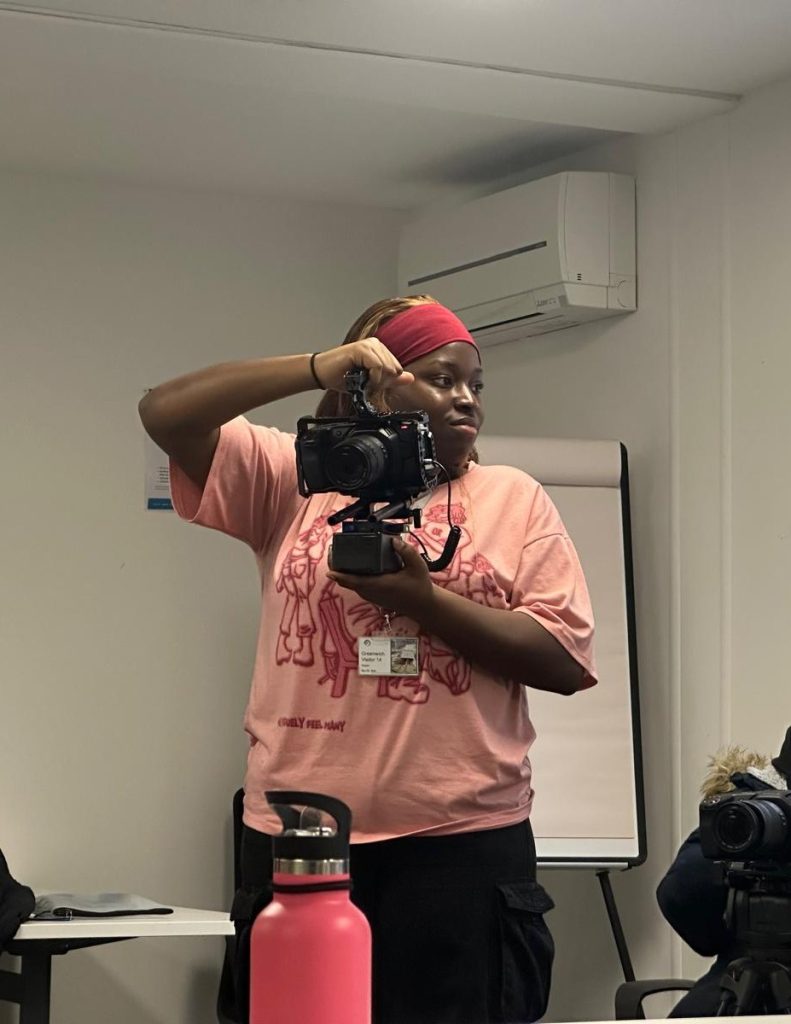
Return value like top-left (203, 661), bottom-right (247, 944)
top-left (399, 172), bottom-right (636, 346)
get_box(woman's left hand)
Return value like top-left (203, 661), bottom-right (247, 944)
top-left (327, 537), bottom-right (435, 619)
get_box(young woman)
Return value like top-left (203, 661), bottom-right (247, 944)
top-left (139, 295), bottom-right (597, 1024)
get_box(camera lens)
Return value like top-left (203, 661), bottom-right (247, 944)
top-left (326, 434), bottom-right (388, 490)
top-left (715, 804), bottom-right (759, 855)
top-left (713, 799), bottom-right (790, 858)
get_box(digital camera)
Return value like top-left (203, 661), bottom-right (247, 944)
top-left (295, 368), bottom-right (438, 505)
top-left (292, 368), bottom-right (458, 575)
top-left (295, 409), bottom-right (437, 504)
top-left (699, 789), bottom-right (791, 862)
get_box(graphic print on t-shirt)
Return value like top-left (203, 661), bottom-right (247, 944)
top-left (275, 502), bottom-right (503, 704)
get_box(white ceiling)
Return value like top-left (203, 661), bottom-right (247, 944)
top-left (3, 0), bottom-right (791, 210)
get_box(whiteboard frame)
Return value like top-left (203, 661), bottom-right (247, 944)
top-left (540, 444), bottom-right (645, 869)
top-left (477, 438), bottom-right (646, 870)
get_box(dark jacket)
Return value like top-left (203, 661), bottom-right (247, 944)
top-left (657, 829), bottom-right (729, 958)
top-left (656, 829), bottom-right (733, 1017)
top-left (0, 849), bottom-right (35, 951)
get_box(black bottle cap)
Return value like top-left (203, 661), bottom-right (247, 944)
top-left (266, 791), bottom-right (351, 862)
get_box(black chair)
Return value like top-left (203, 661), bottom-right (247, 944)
top-left (217, 788), bottom-right (245, 1024)
top-left (614, 978), bottom-right (696, 1019)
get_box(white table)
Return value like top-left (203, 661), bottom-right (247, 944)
top-left (1, 906), bottom-right (234, 1024)
top-left (590, 1019), bottom-right (791, 1024)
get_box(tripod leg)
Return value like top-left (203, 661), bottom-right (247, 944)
top-left (716, 967), bottom-right (741, 1017)
top-left (768, 966), bottom-right (791, 1013)
top-left (731, 967), bottom-right (761, 1015)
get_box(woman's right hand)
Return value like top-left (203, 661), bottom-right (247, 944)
top-left (312, 339), bottom-right (414, 392)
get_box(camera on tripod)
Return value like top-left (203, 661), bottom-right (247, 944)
top-left (295, 368), bottom-right (460, 575)
top-left (700, 789), bottom-right (791, 861)
top-left (698, 788), bottom-right (791, 1014)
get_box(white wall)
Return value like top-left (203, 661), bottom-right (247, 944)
top-left (477, 73), bottom-right (791, 1019)
top-left (478, 134), bottom-right (677, 1020)
top-left (0, 173), bottom-right (402, 1023)
top-left (728, 81), bottom-right (791, 753)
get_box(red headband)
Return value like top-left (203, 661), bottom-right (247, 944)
top-left (375, 303), bottom-right (479, 367)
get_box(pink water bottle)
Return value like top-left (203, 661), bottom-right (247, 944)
top-left (249, 791), bottom-right (371, 1024)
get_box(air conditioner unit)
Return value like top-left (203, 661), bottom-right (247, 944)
top-left (398, 171), bottom-right (636, 345)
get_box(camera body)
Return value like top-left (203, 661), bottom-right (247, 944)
top-left (699, 789), bottom-right (791, 862)
top-left (295, 411), bottom-right (437, 504)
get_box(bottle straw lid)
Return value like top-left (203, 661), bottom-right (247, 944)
top-left (267, 791), bottom-right (351, 862)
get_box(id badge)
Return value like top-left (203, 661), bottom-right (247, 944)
top-left (358, 635), bottom-right (420, 677)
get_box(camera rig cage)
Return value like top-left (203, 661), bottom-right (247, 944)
top-left (295, 368), bottom-right (461, 575)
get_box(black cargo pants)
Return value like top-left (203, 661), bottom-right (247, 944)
top-left (230, 818), bottom-right (554, 1024)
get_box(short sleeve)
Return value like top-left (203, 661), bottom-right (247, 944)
top-left (511, 485), bottom-right (597, 688)
top-left (169, 416), bottom-right (302, 553)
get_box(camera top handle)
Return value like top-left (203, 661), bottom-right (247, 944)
top-left (345, 368), bottom-right (379, 418)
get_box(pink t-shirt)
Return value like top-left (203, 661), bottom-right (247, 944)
top-left (170, 417), bottom-right (597, 842)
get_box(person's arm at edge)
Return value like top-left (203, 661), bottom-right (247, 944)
top-left (138, 355), bottom-right (317, 489)
top-left (138, 343), bottom-right (413, 489)
top-left (413, 583), bottom-right (586, 695)
top-left (329, 539), bottom-right (587, 695)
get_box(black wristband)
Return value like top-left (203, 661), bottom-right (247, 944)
top-left (309, 352), bottom-right (325, 390)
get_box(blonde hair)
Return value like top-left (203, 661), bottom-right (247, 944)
top-left (700, 746), bottom-right (771, 798)
top-left (314, 294), bottom-right (437, 418)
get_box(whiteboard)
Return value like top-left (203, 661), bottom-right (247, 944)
top-left (476, 436), bottom-right (645, 868)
